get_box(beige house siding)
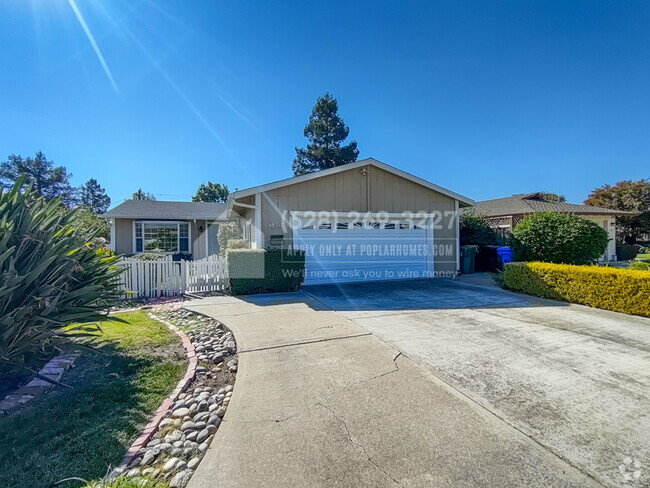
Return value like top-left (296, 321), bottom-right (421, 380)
top-left (113, 218), bottom-right (134, 255)
top-left (582, 214), bottom-right (617, 261)
top-left (110, 218), bottom-right (212, 259)
top-left (191, 220), bottom-right (206, 259)
top-left (251, 164), bottom-right (459, 273)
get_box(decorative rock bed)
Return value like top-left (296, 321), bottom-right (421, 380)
top-left (117, 307), bottom-right (238, 488)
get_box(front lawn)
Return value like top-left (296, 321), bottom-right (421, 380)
top-left (0, 311), bottom-right (186, 488)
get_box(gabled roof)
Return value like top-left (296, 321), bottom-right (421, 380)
top-left (470, 193), bottom-right (638, 217)
top-left (103, 200), bottom-right (229, 221)
top-left (229, 158), bottom-right (475, 206)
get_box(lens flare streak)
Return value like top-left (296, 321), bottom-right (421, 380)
top-left (67, 0), bottom-right (118, 92)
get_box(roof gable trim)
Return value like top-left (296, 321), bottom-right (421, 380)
top-left (230, 158), bottom-right (475, 205)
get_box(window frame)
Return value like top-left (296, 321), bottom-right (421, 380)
top-left (133, 220), bottom-right (192, 255)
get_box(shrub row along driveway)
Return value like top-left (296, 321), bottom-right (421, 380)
top-left (305, 276), bottom-right (650, 488)
top-left (183, 285), bottom-right (617, 488)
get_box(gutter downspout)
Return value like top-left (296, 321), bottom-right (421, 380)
top-left (110, 219), bottom-right (116, 251)
top-left (364, 166), bottom-right (370, 212)
top-left (205, 220), bottom-right (209, 258)
top-left (455, 200), bottom-right (460, 273)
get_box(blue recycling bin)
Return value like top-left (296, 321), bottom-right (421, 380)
top-left (496, 246), bottom-right (514, 266)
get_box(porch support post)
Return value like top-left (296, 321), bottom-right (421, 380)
top-left (254, 193), bottom-right (263, 249)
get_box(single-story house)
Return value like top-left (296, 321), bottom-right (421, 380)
top-left (103, 200), bottom-right (230, 259)
top-left (470, 193), bottom-right (637, 261)
top-left (227, 158), bottom-right (474, 284)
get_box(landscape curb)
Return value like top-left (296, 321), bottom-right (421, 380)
top-left (0, 352), bottom-right (80, 415)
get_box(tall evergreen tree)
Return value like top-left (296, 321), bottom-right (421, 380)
top-left (80, 178), bottom-right (111, 213)
top-left (292, 93), bottom-right (359, 175)
top-left (193, 181), bottom-right (230, 203)
top-left (0, 151), bottom-right (77, 206)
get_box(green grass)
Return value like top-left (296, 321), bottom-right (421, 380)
top-left (68, 475), bottom-right (169, 488)
top-left (66, 310), bottom-right (180, 351)
top-left (0, 311), bottom-right (185, 488)
top-left (635, 253), bottom-right (650, 262)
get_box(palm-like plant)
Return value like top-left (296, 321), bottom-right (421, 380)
top-left (0, 177), bottom-right (124, 368)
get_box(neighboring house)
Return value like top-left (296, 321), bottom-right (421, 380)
top-left (227, 157), bottom-right (474, 284)
top-left (470, 193), bottom-right (637, 261)
top-left (104, 200), bottom-right (230, 259)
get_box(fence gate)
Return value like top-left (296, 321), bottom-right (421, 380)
top-left (120, 255), bottom-right (225, 298)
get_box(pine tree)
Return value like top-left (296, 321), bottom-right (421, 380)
top-left (80, 178), bottom-right (111, 213)
top-left (0, 151), bottom-right (77, 206)
top-left (292, 93), bottom-right (359, 175)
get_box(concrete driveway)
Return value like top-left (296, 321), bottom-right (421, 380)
top-left (183, 277), bottom-right (649, 488)
top-left (304, 276), bottom-right (650, 488)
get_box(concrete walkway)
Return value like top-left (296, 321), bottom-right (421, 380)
top-left (185, 292), bottom-right (600, 488)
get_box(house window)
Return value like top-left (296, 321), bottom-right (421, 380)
top-left (135, 223), bottom-right (143, 252)
top-left (134, 221), bottom-right (190, 254)
top-left (179, 223), bottom-right (189, 252)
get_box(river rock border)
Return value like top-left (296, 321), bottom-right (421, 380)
top-left (113, 307), bottom-right (238, 488)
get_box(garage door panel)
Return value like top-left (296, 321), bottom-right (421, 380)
top-left (294, 216), bottom-right (432, 285)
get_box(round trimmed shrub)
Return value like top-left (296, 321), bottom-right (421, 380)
top-left (511, 212), bottom-right (609, 265)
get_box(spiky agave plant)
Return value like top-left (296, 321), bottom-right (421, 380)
top-left (0, 176), bottom-right (124, 369)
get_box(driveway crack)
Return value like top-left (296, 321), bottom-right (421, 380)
top-left (316, 402), bottom-right (401, 485)
top-left (311, 325), bottom-right (334, 333)
top-left (342, 352), bottom-right (403, 391)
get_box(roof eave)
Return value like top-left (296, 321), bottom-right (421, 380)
top-left (102, 214), bottom-right (230, 221)
top-left (469, 210), bottom-right (639, 218)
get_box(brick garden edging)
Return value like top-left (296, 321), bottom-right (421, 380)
top-left (112, 313), bottom-right (198, 476)
top-left (0, 352), bottom-right (80, 415)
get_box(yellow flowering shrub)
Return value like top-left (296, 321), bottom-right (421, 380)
top-left (503, 262), bottom-right (650, 317)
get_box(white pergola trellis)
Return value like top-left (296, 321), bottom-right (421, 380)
top-left (484, 215), bottom-right (526, 230)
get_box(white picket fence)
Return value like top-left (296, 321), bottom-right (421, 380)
top-left (120, 255), bottom-right (226, 298)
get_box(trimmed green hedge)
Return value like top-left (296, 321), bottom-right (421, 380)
top-left (511, 212), bottom-right (609, 265)
top-left (226, 248), bottom-right (305, 295)
top-left (503, 262), bottom-right (650, 317)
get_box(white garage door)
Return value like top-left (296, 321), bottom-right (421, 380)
top-left (293, 215), bottom-right (433, 285)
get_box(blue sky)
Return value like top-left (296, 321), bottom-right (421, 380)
top-left (1, 1), bottom-right (649, 208)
